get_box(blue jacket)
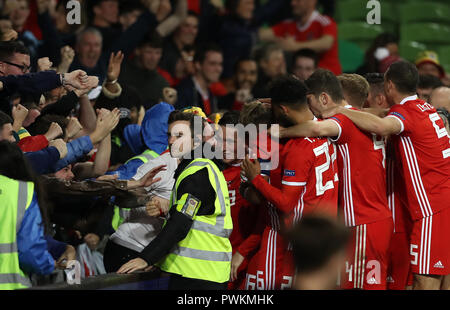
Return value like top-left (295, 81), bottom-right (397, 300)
top-left (111, 102), bottom-right (174, 180)
top-left (25, 146), bottom-right (61, 175)
top-left (25, 136), bottom-right (94, 175)
top-left (17, 192), bottom-right (55, 276)
top-left (53, 135), bottom-right (93, 171)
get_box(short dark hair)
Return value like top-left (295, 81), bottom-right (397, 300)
top-left (418, 74), bottom-right (444, 90)
top-left (364, 72), bottom-right (385, 96)
top-left (0, 110), bottom-right (13, 128)
top-left (119, 0), bottom-right (145, 16)
top-left (385, 61), bottom-right (419, 94)
top-left (218, 111), bottom-right (240, 126)
top-left (194, 43), bottom-right (222, 64)
top-left (269, 75), bottom-right (309, 108)
top-left (138, 31), bottom-right (163, 49)
top-left (305, 69), bottom-right (344, 102)
top-left (293, 48), bottom-right (318, 67)
top-left (288, 215), bottom-right (350, 273)
top-left (0, 41), bottom-right (30, 62)
top-left (239, 101), bottom-right (272, 126)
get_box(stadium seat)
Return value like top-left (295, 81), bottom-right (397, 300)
top-left (400, 23), bottom-right (450, 46)
top-left (336, 0), bottom-right (397, 34)
top-left (338, 22), bottom-right (384, 51)
top-left (437, 46), bottom-right (450, 73)
top-left (398, 41), bottom-right (427, 62)
top-left (398, 2), bottom-right (450, 25)
top-left (338, 39), bottom-right (364, 73)
top-left (336, 0), bottom-right (397, 22)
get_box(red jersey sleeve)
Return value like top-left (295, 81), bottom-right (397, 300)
top-left (271, 22), bottom-right (289, 38)
top-left (387, 105), bottom-right (409, 135)
top-left (322, 16), bottom-right (337, 38)
top-left (327, 113), bottom-right (356, 144)
top-left (17, 135), bottom-right (49, 152)
top-left (281, 139), bottom-right (313, 186)
top-left (251, 139), bottom-right (311, 214)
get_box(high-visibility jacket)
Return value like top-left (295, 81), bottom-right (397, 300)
top-left (112, 149), bottom-right (159, 230)
top-left (158, 158), bottom-right (233, 283)
top-left (0, 175), bottom-right (34, 290)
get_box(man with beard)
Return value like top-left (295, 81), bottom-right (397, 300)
top-left (241, 75), bottom-right (338, 290)
top-left (219, 58), bottom-right (258, 111)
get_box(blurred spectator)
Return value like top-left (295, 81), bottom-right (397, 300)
top-left (0, 110), bottom-right (15, 142)
top-left (430, 86), bottom-right (450, 113)
top-left (259, 0), bottom-right (341, 75)
top-left (415, 51), bottom-right (445, 80)
top-left (417, 74), bottom-right (443, 103)
top-left (219, 57), bottom-right (257, 111)
top-left (252, 43), bottom-right (286, 98)
top-left (118, 0), bottom-right (147, 31)
top-left (159, 11), bottom-right (199, 82)
top-left (88, 0), bottom-right (121, 52)
top-left (4, 0), bottom-right (39, 62)
top-left (337, 73), bottom-right (370, 109)
top-left (291, 48), bottom-right (318, 81)
top-left (288, 214), bottom-right (349, 290)
top-left (119, 32), bottom-right (169, 109)
top-left (356, 33), bottom-right (399, 75)
top-left (364, 72), bottom-right (389, 109)
top-left (218, 0), bottom-right (285, 78)
top-left (175, 43), bottom-right (223, 115)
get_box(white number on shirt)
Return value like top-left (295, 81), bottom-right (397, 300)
top-left (372, 134), bottom-right (386, 168)
top-left (313, 141), bottom-right (335, 196)
top-left (229, 190), bottom-right (236, 207)
top-left (429, 112), bottom-right (450, 159)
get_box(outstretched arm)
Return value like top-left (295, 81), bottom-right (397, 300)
top-left (323, 106), bottom-right (402, 136)
top-left (276, 119), bottom-right (340, 139)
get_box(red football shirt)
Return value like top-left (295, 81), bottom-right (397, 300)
top-left (387, 95), bottom-right (450, 220)
top-left (328, 107), bottom-right (392, 227)
top-left (271, 11), bottom-right (342, 75)
top-left (223, 164), bottom-right (258, 251)
top-left (252, 136), bottom-right (339, 225)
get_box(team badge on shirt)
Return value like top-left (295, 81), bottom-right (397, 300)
top-left (284, 169), bottom-right (296, 177)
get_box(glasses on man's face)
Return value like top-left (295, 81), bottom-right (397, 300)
top-left (2, 60), bottom-right (31, 73)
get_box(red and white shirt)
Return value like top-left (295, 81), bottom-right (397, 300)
top-left (328, 106), bottom-right (391, 227)
top-left (252, 136), bottom-right (339, 227)
top-left (387, 95), bottom-right (450, 220)
top-left (272, 10), bottom-right (342, 75)
top-left (223, 164), bottom-right (260, 255)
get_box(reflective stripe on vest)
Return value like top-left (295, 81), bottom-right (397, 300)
top-left (171, 160), bottom-right (232, 238)
top-left (125, 149), bottom-right (159, 164)
top-left (0, 176), bottom-right (33, 289)
top-left (172, 246), bottom-right (232, 262)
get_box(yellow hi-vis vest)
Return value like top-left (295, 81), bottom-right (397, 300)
top-left (0, 175), bottom-right (34, 290)
top-left (125, 149), bottom-right (159, 164)
top-left (112, 149), bottom-right (160, 230)
top-left (158, 158), bottom-right (233, 283)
